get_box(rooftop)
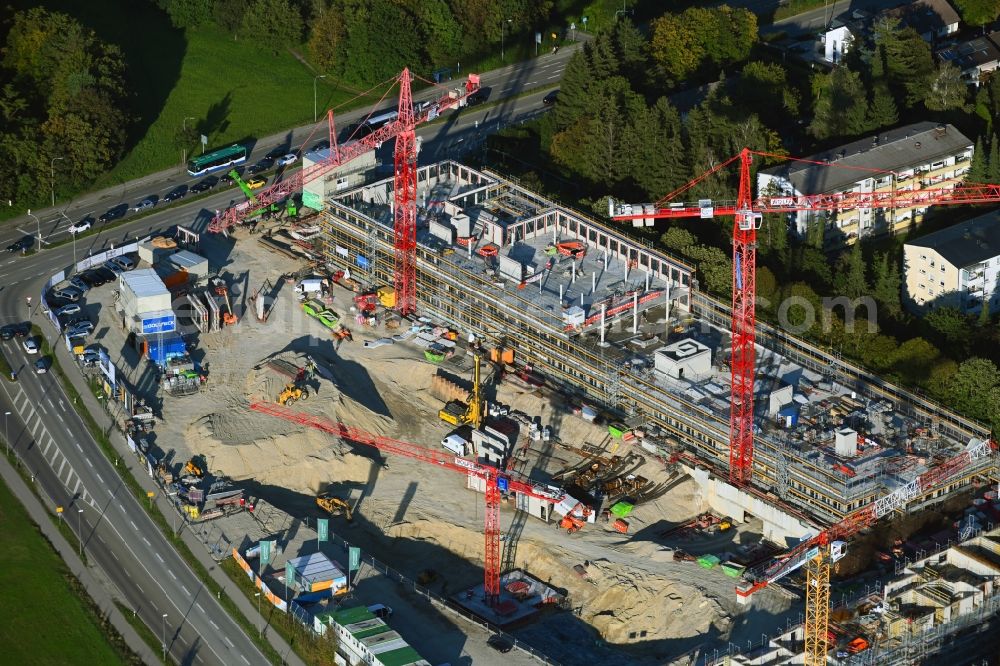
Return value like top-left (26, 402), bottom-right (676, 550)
top-left (166, 250), bottom-right (208, 270)
top-left (884, 0), bottom-right (960, 36)
top-left (905, 209), bottom-right (1000, 268)
top-left (938, 34), bottom-right (1000, 70)
top-left (121, 268), bottom-right (169, 298)
top-left (759, 122), bottom-right (972, 194)
top-left (331, 606), bottom-right (429, 666)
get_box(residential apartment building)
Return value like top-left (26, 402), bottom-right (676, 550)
top-left (903, 210), bottom-right (1000, 313)
top-left (757, 122), bottom-right (974, 249)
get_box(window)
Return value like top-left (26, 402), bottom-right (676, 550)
top-left (336, 176), bottom-right (349, 191)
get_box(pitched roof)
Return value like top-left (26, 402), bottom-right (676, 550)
top-left (938, 35), bottom-right (1000, 69)
top-left (759, 122), bottom-right (972, 194)
top-left (885, 0), bottom-right (960, 35)
top-left (906, 210), bottom-right (1000, 268)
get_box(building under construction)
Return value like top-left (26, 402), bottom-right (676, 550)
top-left (318, 160), bottom-right (995, 539)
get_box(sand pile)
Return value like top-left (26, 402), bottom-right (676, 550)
top-left (384, 518), bottom-right (728, 643)
top-left (182, 350), bottom-right (395, 490)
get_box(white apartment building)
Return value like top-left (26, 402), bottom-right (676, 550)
top-left (757, 122), bottom-right (974, 249)
top-left (904, 210), bottom-right (1000, 313)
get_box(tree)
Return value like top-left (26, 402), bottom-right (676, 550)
top-left (308, 4), bottom-right (346, 72)
top-left (610, 18), bottom-right (649, 83)
top-left (924, 62), bottom-right (967, 111)
top-left (739, 61), bottom-right (798, 117)
top-left (241, 0), bottom-right (303, 54)
top-left (632, 97), bottom-right (686, 199)
top-left (951, 0), bottom-right (1000, 26)
top-left (809, 68), bottom-right (868, 139)
top-left (156, 0), bottom-right (213, 28)
top-left (926, 306), bottom-right (972, 352)
top-left (213, 0), bottom-right (246, 37)
top-left (947, 357), bottom-right (1000, 426)
top-left (866, 83), bottom-right (898, 130)
top-left (875, 20), bottom-right (934, 107)
top-left (968, 136), bottom-right (989, 182)
top-left (650, 12), bottom-right (704, 81)
top-left (978, 300), bottom-right (992, 327)
top-left (891, 337), bottom-right (941, 384)
top-left (835, 244), bottom-right (868, 298)
top-left (554, 48), bottom-right (592, 130)
top-left (414, 0), bottom-right (462, 67)
top-left (871, 252), bottom-right (903, 320)
top-left (989, 134), bottom-right (1000, 183)
top-left (660, 227), bottom-right (697, 254)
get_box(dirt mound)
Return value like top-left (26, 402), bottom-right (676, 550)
top-left (384, 518), bottom-right (728, 643)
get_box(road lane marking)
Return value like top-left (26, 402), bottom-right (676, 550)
top-left (73, 478), bottom-right (81, 494)
top-left (76, 442), bottom-right (83, 452)
top-left (65, 426), bottom-right (72, 436)
top-left (57, 413), bottom-right (65, 423)
top-left (130, 520), bottom-right (137, 530)
top-left (111, 550), bottom-right (119, 561)
top-left (136, 584), bottom-right (144, 594)
top-left (50, 449), bottom-right (59, 465)
top-left (224, 637), bottom-right (234, 648)
top-left (47, 397), bottom-right (55, 410)
top-left (96, 473), bottom-right (104, 484)
top-left (86, 458), bottom-right (93, 467)
top-left (168, 570), bottom-right (177, 580)
top-left (143, 537), bottom-right (151, 546)
top-left (240, 655), bottom-right (249, 664)
top-left (210, 620), bottom-right (219, 630)
top-left (182, 585), bottom-right (191, 596)
top-left (42, 439), bottom-right (52, 456)
top-left (155, 553), bottom-right (164, 563)
top-left (57, 457), bottom-right (67, 477)
top-left (195, 602), bottom-right (204, 613)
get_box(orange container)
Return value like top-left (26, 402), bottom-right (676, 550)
top-left (613, 519), bottom-right (629, 534)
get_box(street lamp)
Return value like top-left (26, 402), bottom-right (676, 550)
top-left (254, 592), bottom-right (261, 637)
top-left (313, 75), bottom-right (327, 122)
top-left (26, 209), bottom-right (41, 249)
top-left (182, 117), bottom-right (195, 166)
top-left (50, 156), bottom-right (64, 208)
top-left (77, 509), bottom-right (84, 557)
top-left (501, 18), bottom-right (512, 61)
top-left (4, 411), bottom-right (10, 456)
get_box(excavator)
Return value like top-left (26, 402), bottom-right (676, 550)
top-left (229, 169), bottom-right (281, 222)
top-left (316, 493), bottom-right (353, 521)
top-left (278, 382), bottom-right (309, 405)
top-left (183, 457), bottom-right (205, 478)
top-left (438, 353), bottom-right (484, 428)
top-left (559, 502), bottom-right (592, 533)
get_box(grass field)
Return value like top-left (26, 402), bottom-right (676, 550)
top-left (0, 477), bottom-right (124, 664)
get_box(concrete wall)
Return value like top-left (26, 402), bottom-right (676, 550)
top-left (687, 466), bottom-right (815, 545)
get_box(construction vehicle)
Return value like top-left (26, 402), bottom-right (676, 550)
top-left (437, 353), bottom-right (484, 428)
top-left (277, 382), bottom-right (309, 405)
top-left (354, 291), bottom-right (379, 314)
top-left (229, 169), bottom-right (281, 221)
top-left (333, 324), bottom-right (353, 342)
top-left (316, 493), bottom-right (353, 521)
top-left (559, 501), bottom-right (592, 533)
top-left (183, 458), bottom-right (205, 478)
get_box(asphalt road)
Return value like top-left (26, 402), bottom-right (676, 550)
top-left (0, 336), bottom-right (269, 665)
top-left (2, 46), bottom-right (578, 249)
top-left (0, 86), bottom-right (555, 663)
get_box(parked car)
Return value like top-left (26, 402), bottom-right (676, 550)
top-left (487, 635), bottom-right (513, 653)
top-left (0, 326), bottom-right (15, 340)
top-left (22, 337), bottom-right (39, 354)
top-left (102, 260), bottom-right (124, 274)
top-left (78, 271), bottom-right (105, 287)
top-left (12, 323), bottom-right (29, 337)
top-left (190, 176), bottom-right (218, 193)
top-left (265, 146), bottom-right (289, 160)
top-left (6, 236), bottom-right (33, 253)
top-left (93, 266), bottom-right (117, 283)
top-left (246, 177), bottom-right (267, 190)
top-left (163, 185), bottom-right (188, 202)
top-left (247, 158), bottom-right (274, 174)
top-left (68, 219), bottom-right (92, 234)
top-left (542, 89), bottom-right (558, 105)
top-left (276, 153), bottom-right (298, 167)
top-left (69, 277), bottom-right (89, 293)
top-left (65, 324), bottom-right (93, 338)
top-left (34, 357), bottom-right (49, 374)
top-left (109, 255), bottom-right (137, 271)
top-left (311, 139), bottom-right (330, 152)
top-left (55, 303), bottom-right (82, 318)
top-left (133, 196), bottom-right (157, 212)
top-left (51, 288), bottom-right (81, 302)
top-left (98, 204), bottom-right (128, 223)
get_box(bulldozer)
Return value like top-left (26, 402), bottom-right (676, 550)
top-left (278, 382), bottom-right (309, 405)
top-left (316, 494), bottom-right (353, 521)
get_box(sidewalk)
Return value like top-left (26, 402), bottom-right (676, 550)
top-left (0, 456), bottom-right (161, 666)
top-left (40, 317), bottom-right (306, 666)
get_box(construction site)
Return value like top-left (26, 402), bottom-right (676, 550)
top-left (80, 69), bottom-right (1000, 665)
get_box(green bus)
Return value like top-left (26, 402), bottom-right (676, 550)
top-left (187, 144), bottom-right (248, 177)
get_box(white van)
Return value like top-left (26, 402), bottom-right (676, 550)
top-left (441, 434), bottom-right (467, 456)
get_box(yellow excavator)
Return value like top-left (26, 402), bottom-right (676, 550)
top-left (183, 457), bottom-right (205, 478)
top-left (316, 493), bottom-right (353, 521)
top-left (438, 353), bottom-right (484, 429)
top-left (278, 382), bottom-right (309, 405)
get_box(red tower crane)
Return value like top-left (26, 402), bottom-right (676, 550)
top-left (208, 69), bottom-right (481, 317)
top-left (610, 148), bottom-right (1000, 486)
top-left (248, 400), bottom-right (566, 607)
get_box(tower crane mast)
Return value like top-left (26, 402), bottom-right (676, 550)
top-left (610, 148), bottom-right (1000, 486)
top-left (248, 400), bottom-right (565, 607)
top-left (209, 70), bottom-right (481, 317)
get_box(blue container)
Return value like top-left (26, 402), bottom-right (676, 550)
top-left (147, 332), bottom-right (186, 362)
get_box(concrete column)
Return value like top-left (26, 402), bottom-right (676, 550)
top-left (559, 284), bottom-right (563, 303)
top-left (665, 281), bottom-right (672, 331)
top-left (645, 271), bottom-right (650, 292)
top-left (591, 272), bottom-right (596, 295)
top-left (632, 291), bottom-right (639, 333)
top-left (600, 303), bottom-right (607, 345)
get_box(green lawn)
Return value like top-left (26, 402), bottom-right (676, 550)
top-left (0, 477), bottom-right (125, 664)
